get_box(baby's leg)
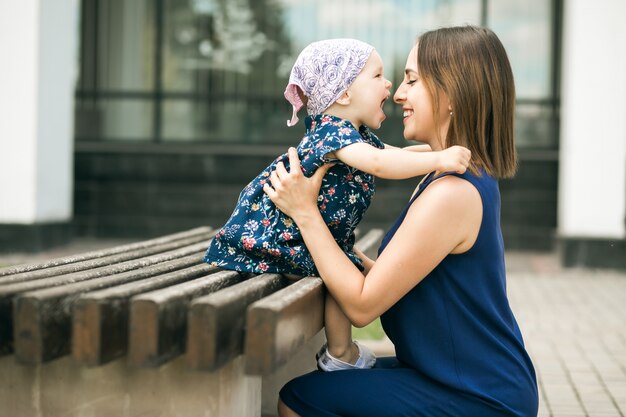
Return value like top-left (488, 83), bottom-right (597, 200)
top-left (324, 293), bottom-right (359, 364)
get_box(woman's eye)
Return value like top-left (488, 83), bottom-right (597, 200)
top-left (407, 80), bottom-right (417, 85)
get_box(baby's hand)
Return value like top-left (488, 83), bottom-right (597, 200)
top-left (438, 145), bottom-right (471, 174)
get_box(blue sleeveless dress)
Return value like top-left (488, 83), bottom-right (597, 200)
top-left (279, 171), bottom-right (539, 417)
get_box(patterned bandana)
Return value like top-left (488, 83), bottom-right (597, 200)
top-left (284, 39), bottom-right (374, 126)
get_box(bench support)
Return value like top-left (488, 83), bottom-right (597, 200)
top-left (0, 353), bottom-right (262, 417)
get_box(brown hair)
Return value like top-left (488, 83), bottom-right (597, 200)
top-left (417, 26), bottom-right (517, 178)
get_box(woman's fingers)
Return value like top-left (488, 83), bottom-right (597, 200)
top-left (275, 161), bottom-right (289, 180)
top-left (262, 182), bottom-right (277, 199)
top-left (287, 147), bottom-right (303, 176)
top-left (262, 147), bottom-right (333, 220)
top-left (312, 161), bottom-right (334, 186)
top-left (269, 169), bottom-right (282, 190)
top-left (275, 147), bottom-right (302, 181)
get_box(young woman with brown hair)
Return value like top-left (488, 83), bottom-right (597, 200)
top-left (265, 26), bottom-right (538, 417)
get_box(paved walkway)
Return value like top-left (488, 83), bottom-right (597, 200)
top-left (1, 246), bottom-right (625, 416)
top-left (507, 253), bottom-right (626, 417)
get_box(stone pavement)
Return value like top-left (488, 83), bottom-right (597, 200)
top-left (507, 253), bottom-right (626, 417)
top-left (1, 246), bottom-right (625, 417)
top-left (362, 252), bottom-right (626, 417)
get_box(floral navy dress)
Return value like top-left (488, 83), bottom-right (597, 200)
top-left (204, 114), bottom-right (385, 276)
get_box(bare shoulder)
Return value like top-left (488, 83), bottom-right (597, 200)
top-left (419, 174), bottom-right (481, 210)
top-left (406, 174), bottom-right (482, 253)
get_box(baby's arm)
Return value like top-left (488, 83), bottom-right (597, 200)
top-left (353, 246), bottom-right (375, 275)
top-left (383, 143), bottom-right (431, 152)
top-left (332, 143), bottom-right (470, 179)
top-left (403, 144), bottom-right (432, 152)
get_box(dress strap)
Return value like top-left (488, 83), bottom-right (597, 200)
top-left (408, 171), bottom-right (468, 205)
top-left (408, 171), bottom-right (437, 205)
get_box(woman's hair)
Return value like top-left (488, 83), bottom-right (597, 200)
top-left (417, 26), bottom-right (517, 178)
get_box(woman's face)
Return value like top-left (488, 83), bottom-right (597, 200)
top-left (393, 44), bottom-right (450, 150)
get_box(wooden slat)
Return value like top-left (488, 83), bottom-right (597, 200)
top-left (0, 230), bottom-right (214, 285)
top-left (244, 228), bottom-right (384, 375)
top-left (72, 261), bottom-right (218, 366)
top-left (0, 238), bottom-right (210, 306)
top-left (244, 277), bottom-right (324, 375)
top-left (127, 270), bottom-right (244, 367)
top-left (10, 246), bottom-right (209, 363)
top-left (186, 274), bottom-right (288, 371)
top-left (0, 226), bottom-right (211, 277)
top-left (0, 239), bottom-right (211, 356)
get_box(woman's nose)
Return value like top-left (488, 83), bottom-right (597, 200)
top-left (393, 85), bottom-right (405, 104)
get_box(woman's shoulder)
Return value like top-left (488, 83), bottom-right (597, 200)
top-left (429, 172), bottom-right (480, 194)
top-left (402, 174), bottom-right (483, 254)
top-left (411, 174), bottom-right (482, 217)
top-left (429, 171), bottom-right (495, 197)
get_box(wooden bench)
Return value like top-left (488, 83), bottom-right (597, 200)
top-left (0, 226), bottom-right (383, 417)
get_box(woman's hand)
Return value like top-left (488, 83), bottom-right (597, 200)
top-left (263, 147), bottom-right (334, 221)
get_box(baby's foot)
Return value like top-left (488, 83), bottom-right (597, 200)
top-left (316, 341), bottom-right (376, 372)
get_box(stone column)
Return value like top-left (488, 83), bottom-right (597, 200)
top-left (558, 0), bottom-right (626, 267)
top-left (0, 0), bottom-right (78, 252)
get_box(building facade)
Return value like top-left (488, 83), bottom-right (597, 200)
top-left (1, 0), bottom-right (625, 268)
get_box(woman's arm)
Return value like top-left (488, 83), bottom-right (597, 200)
top-left (333, 142), bottom-right (470, 179)
top-left (264, 148), bottom-right (481, 327)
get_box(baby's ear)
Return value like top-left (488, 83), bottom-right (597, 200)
top-left (334, 91), bottom-right (351, 106)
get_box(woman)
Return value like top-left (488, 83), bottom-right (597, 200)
top-left (264, 26), bottom-right (539, 417)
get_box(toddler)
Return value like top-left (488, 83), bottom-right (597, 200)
top-left (205, 39), bottom-right (470, 371)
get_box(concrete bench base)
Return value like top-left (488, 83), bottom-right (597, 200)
top-left (1, 332), bottom-right (323, 417)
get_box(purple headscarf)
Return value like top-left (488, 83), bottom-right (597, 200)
top-left (284, 39), bottom-right (374, 126)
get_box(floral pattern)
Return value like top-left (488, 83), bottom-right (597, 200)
top-left (204, 114), bottom-right (384, 276)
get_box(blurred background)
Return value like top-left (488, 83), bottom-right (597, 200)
top-left (1, 0), bottom-right (624, 270)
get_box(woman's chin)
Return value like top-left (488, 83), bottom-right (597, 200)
top-left (402, 128), bottom-right (416, 141)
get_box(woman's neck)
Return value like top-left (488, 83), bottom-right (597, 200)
top-left (422, 138), bottom-right (444, 152)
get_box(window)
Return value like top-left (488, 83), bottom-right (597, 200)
top-left (489, 0), bottom-right (558, 148)
top-left (76, 0), bottom-right (559, 148)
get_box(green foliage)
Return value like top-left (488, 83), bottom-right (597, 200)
top-left (352, 317), bottom-right (385, 340)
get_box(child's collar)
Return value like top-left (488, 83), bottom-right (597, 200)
top-left (304, 114), bottom-right (370, 135)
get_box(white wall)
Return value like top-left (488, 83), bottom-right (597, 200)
top-left (558, 0), bottom-right (626, 239)
top-left (0, 0), bottom-right (78, 224)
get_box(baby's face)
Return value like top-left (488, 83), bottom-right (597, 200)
top-left (346, 50), bottom-right (392, 129)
